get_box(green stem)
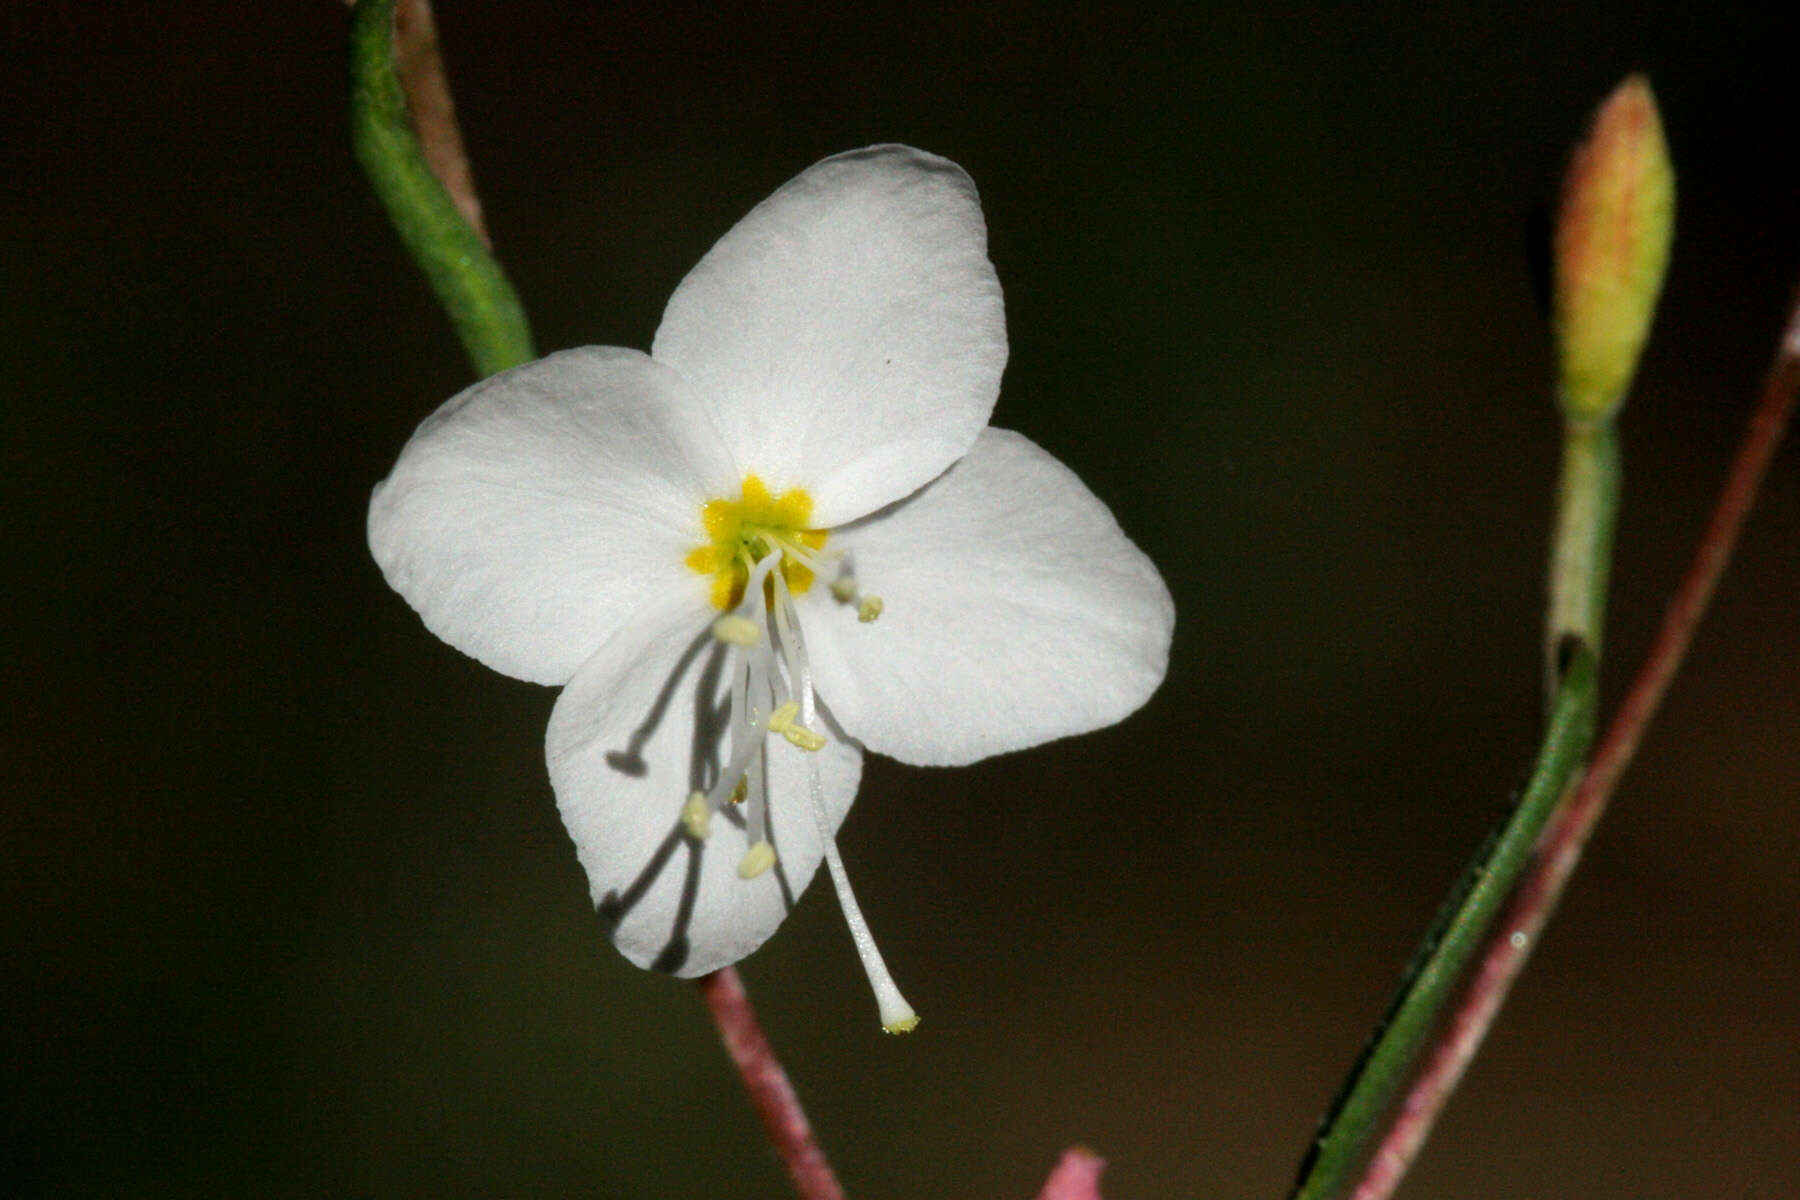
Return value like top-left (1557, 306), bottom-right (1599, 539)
top-left (1545, 422), bottom-right (1621, 693)
top-left (1289, 411), bottom-right (1620, 1200)
top-left (1287, 647), bottom-right (1598, 1200)
top-left (349, 0), bottom-right (534, 378)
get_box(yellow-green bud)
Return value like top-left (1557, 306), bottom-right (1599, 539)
top-left (1553, 74), bottom-right (1674, 427)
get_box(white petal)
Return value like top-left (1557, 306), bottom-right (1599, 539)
top-left (547, 595), bottom-right (863, 977)
top-left (368, 347), bottom-right (736, 685)
top-left (801, 428), bottom-right (1174, 766)
top-left (651, 145), bottom-right (1007, 527)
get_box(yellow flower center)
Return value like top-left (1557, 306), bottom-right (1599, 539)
top-left (684, 474), bottom-right (829, 609)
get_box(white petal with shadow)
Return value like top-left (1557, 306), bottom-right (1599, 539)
top-left (548, 593), bottom-right (862, 977)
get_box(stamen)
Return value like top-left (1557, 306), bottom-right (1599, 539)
top-left (711, 614), bottom-right (761, 645)
top-left (780, 724), bottom-right (826, 752)
top-left (700, 713), bottom-right (770, 813)
top-left (740, 550), bottom-right (786, 718)
top-left (828, 556), bottom-right (883, 623)
top-left (766, 701), bottom-right (825, 752)
top-left (681, 791), bottom-right (712, 839)
top-left (767, 531), bottom-right (838, 576)
top-left (740, 550), bottom-right (784, 611)
top-left (769, 570), bottom-right (815, 706)
top-left (742, 730), bottom-right (769, 846)
top-left (804, 757), bottom-right (918, 1033)
top-left (737, 840), bottom-right (777, 879)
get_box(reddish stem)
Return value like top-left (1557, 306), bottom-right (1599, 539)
top-left (391, 0), bottom-right (490, 245)
top-left (698, 967), bottom-right (846, 1200)
top-left (348, 0), bottom-right (492, 245)
top-left (1351, 289), bottom-right (1800, 1200)
top-left (1034, 1147), bottom-right (1108, 1200)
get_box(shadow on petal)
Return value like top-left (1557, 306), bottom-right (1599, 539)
top-left (598, 822), bottom-right (692, 971)
top-left (589, 631), bottom-right (801, 974)
top-left (603, 628), bottom-right (715, 778)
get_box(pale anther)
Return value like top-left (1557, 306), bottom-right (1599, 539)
top-left (857, 595), bottom-right (884, 623)
top-left (782, 725), bottom-right (827, 752)
top-left (737, 840), bottom-right (777, 879)
top-left (766, 700), bottom-right (826, 751)
top-left (711, 614), bottom-right (761, 645)
top-left (681, 791), bottom-right (712, 839)
top-left (830, 576), bottom-right (857, 602)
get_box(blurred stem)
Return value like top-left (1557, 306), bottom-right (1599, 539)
top-left (349, 0), bottom-right (533, 378)
top-left (1348, 286), bottom-right (1800, 1200)
top-left (1306, 74), bottom-right (1679, 1199)
top-left (1545, 423), bottom-right (1620, 693)
top-left (1285, 405), bottom-right (1614, 1200)
top-left (698, 968), bottom-right (847, 1200)
top-left (1287, 646), bottom-right (1598, 1200)
top-left (1292, 205), bottom-right (1633, 1198)
top-left (1035, 1148), bottom-right (1108, 1200)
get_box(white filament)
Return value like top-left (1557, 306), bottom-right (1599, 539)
top-left (806, 756), bottom-right (917, 1033)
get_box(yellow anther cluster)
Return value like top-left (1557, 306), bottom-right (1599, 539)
top-left (857, 595), bottom-right (884, 623)
top-left (685, 475), bottom-right (829, 609)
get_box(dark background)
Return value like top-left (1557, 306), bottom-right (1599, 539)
top-left (6, 2), bottom-right (1798, 1196)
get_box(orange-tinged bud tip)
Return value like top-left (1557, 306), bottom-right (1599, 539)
top-left (1553, 74), bottom-right (1675, 426)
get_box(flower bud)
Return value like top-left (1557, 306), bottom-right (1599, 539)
top-left (1553, 75), bottom-right (1674, 426)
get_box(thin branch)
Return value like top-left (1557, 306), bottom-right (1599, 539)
top-left (697, 968), bottom-right (846, 1200)
top-left (342, 0), bottom-right (486, 242)
top-left (348, 0), bottom-right (532, 377)
top-left (1350, 287), bottom-right (1800, 1200)
top-left (390, 0), bottom-right (490, 246)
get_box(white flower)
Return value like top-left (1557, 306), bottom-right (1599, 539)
top-left (368, 145), bottom-right (1174, 1031)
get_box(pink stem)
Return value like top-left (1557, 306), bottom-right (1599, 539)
top-left (1351, 288), bottom-right (1800, 1200)
top-left (1034, 1147), bottom-right (1108, 1200)
top-left (698, 967), bottom-right (847, 1200)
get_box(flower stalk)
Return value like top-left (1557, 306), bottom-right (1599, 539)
top-left (698, 967), bottom-right (847, 1200)
top-left (1290, 74), bottom-right (1673, 1200)
top-left (349, 0), bottom-right (533, 378)
top-left (1287, 648), bottom-right (1598, 1200)
top-left (1354, 281), bottom-right (1800, 1200)
top-left (1544, 421), bottom-right (1620, 693)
